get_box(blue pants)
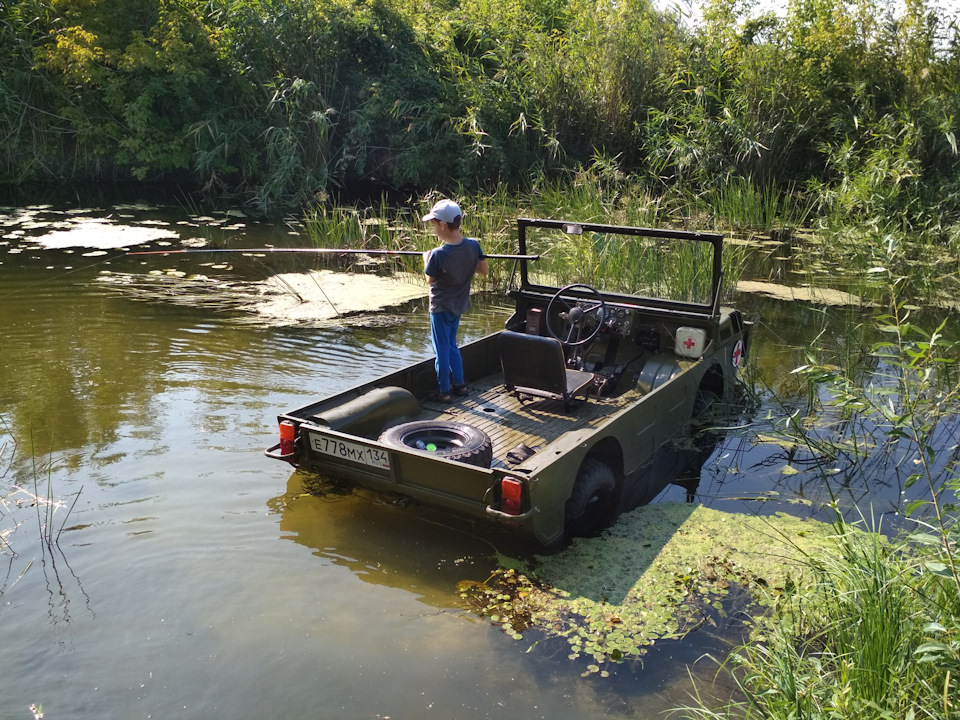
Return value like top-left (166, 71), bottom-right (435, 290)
top-left (430, 311), bottom-right (463, 392)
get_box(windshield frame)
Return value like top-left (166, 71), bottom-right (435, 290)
top-left (514, 218), bottom-right (724, 317)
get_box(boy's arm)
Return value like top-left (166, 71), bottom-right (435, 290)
top-left (474, 239), bottom-right (489, 276)
top-left (423, 249), bottom-right (437, 284)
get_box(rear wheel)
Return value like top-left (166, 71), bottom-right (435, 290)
top-left (692, 389), bottom-right (719, 418)
top-left (378, 421), bottom-right (493, 468)
top-left (565, 458), bottom-right (617, 537)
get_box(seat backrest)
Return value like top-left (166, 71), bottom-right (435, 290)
top-left (498, 330), bottom-right (568, 395)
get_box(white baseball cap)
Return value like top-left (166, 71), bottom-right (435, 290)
top-left (422, 199), bottom-right (463, 224)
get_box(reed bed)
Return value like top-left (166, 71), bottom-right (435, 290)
top-left (677, 305), bottom-right (960, 720)
top-left (302, 182), bottom-right (754, 302)
top-left (1, 417), bottom-right (81, 606)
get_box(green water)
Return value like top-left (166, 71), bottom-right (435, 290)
top-left (0, 201), bottom-right (943, 719)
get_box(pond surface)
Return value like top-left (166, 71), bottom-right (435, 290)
top-left (0, 201), bottom-right (943, 719)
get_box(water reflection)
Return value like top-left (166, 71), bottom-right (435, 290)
top-left (269, 472), bottom-right (502, 608)
top-left (269, 459), bottom-right (750, 716)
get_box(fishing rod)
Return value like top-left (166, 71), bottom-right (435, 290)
top-left (127, 247), bottom-right (540, 260)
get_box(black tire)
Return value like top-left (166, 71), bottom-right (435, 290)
top-left (378, 421), bottom-right (493, 468)
top-left (565, 458), bottom-right (617, 537)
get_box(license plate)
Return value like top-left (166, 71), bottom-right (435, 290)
top-left (310, 432), bottom-right (391, 470)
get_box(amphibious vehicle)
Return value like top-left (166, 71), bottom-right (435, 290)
top-left (266, 218), bottom-right (750, 546)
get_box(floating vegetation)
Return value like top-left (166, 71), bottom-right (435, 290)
top-left (0, 206), bottom-right (263, 259)
top-left (254, 270), bottom-right (427, 322)
top-left (97, 267), bottom-right (428, 325)
top-left (36, 218), bottom-right (178, 249)
top-left (97, 270), bottom-right (257, 313)
top-left (458, 568), bottom-right (540, 642)
top-left (736, 280), bottom-right (865, 307)
top-left (461, 503), bottom-right (853, 675)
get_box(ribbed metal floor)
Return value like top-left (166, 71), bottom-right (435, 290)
top-left (419, 374), bottom-right (642, 467)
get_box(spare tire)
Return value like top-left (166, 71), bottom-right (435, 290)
top-left (378, 421), bottom-right (493, 469)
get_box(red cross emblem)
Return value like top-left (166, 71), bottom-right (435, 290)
top-left (732, 339), bottom-right (744, 368)
top-left (683, 337), bottom-right (696, 349)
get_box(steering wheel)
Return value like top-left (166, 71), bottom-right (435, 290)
top-left (546, 284), bottom-right (607, 347)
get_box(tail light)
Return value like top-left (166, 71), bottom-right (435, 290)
top-left (500, 477), bottom-right (524, 516)
top-left (279, 420), bottom-right (296, 455)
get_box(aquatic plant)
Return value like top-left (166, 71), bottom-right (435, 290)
top-left (775, 224), bottom-right (960, 312)
top-left (301, 184), bottom-right (753, 302)
top-left (0, 414), bottom-right (16, 562)
top-left (460, 504), bottom-right (856, 676)
top-left (790, 307), bottom-right (960, 531)
top-left (677, 305), bottom-right (960, 718)
top-left (1, 418), bottom-right (82, 599)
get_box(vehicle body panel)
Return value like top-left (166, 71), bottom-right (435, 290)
top-left (266, 219), bottom-right (751, 545)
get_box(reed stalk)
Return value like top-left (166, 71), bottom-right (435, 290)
top-left (678, 298), bottom-right (960, 719)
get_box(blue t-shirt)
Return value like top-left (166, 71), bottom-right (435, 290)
top-left (424, 237), bottom-right (486, 315)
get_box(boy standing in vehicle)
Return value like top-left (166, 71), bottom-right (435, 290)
top-left (422, 199), bottom-right (489, 402)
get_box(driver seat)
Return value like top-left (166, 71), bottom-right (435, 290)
top-left (498, 330), bottom-right (596, 409)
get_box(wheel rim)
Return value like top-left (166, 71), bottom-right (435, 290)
top-left (401, 429), bottom-right (465, 452)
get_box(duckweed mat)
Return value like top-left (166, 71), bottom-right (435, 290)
top-left (461, 503), bottom-right (855, 674)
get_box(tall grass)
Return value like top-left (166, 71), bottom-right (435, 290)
top-left (686, 518), bottom-right (957, 719)
top-left (700, 178), bottom-right (816, 235)
top-left (678, 304), bottom-right (960, 719)
top-left (301, 179), bottom-right (753, 302)
top-left (523, 228), bottom-right (718, 303)
top-left (298, 168), bottom-right (958, 318)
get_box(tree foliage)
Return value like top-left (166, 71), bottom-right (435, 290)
top-left (1, 0), bottom-right (958, 221)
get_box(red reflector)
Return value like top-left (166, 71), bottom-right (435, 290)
top-left (279, 420), bottom-right (296, 455)
top-left (501, 477), bottom-right (523, 516)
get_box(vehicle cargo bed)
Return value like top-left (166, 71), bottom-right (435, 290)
top-left (417, 373), bottom-right (644, 468)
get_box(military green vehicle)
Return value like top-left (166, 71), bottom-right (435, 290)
top-left (265, 218), bottom-right (750, 546)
